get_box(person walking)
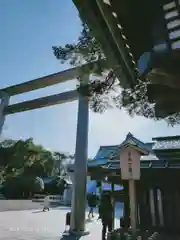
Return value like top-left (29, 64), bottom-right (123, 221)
top-left (99, 193), bottom-right (113, 240)
top-left (87, 192), bottom-right (98, 218)
top-left (43, 192), bottom-right (50, 212)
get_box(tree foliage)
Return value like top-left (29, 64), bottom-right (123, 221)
top-left (0, 138), bottom-right (72, 178)
top-left (0, 138), bottom-right (74, 198)
top-left (44, 176), bottom-right (66, 195)
top-left (34, 177), bottom-right (44, 193)
top-left (53, 23), bottom-right (180, 125)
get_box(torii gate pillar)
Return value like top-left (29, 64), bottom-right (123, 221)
top-left (0, 91), bottom-right (10, 137)
top-left (70, 75), bottom-right (89, 234)
top-left (0, 70), bottom-right (90, 234)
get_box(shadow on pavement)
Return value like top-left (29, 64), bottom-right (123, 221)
top-left (32, 210), bottom-right (44, 213)
top-left (85, 217), bottom-right (98, 223)
top-left (53, 206), bottom-right (72, 211)
top-left (60, 232), bottom-right (81, 240)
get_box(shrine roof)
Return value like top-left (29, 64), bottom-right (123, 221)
top-left (88, 133), bottom-right (152, 167)
top-left (73, 0), bottom-right (173, 87)
top-left (103, 159), bottom-right (180, 170)
top-left (152, 135), bottom-right (180, 151)
top-left (88, 134), bottom-right (180, 168)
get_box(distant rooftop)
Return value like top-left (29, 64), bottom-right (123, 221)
top-left (66, 134), bottom-right (180, 170)
top-left (88, 133), bottom-right (180, 168)
top-left (152, 136), bottom-right (180, 151)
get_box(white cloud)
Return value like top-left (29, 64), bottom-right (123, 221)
top-left (89, 108), bottom-right (148, 155)
top-left (88, 108), bottom-right (180, 157)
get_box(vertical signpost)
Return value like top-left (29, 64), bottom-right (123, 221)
top-left (120, 144), bottom-right (141, 239)
top-left (111, 183), bottom-right (115, 230)
top-left (128, 151), bottom-right (136, 237)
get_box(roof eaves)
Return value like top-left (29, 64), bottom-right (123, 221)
top-left (72, 0), bottom-right (137, 88)
top-left (88, 158), bottom-right (109, 167)
top-left (152, 135), bottom-right (180, 141)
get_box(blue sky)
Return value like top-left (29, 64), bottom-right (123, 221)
top-left (1, 0), bottom-right (180, 157)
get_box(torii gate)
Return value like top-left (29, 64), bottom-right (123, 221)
top-left (0, 60), bottom-right (107, 235)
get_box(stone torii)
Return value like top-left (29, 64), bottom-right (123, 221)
top-left (0, 60), bottom-right (108, 235)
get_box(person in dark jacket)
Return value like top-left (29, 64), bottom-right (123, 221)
top-left (87, 192), bottom-right (98, 218)
top-left (99, 193), bottom-right (113, 240)
top-left (120, 216), bottom-right (130, 229)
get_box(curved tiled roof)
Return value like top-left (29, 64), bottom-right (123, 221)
top-left (104, 159), bottom-right (180, 170)
top-left (88, 133), bottom-right (152, 167)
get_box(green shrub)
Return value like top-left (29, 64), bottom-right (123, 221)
top-left (2, 176), bottom-right (44, 199)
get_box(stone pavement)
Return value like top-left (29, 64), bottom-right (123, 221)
top-left (0, 206), bottom-right (122, 240)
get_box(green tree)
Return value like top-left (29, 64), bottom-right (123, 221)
top-left (0, 138), bottom-right (42, 174)
top-left (57, 178), bottom-right (67, 196)
top-left (0, 138), bottom-right (69, 181)
top-left (23, 162), bottom-right (45, 177)
top-left (41, 150), bottom-right (54, 176)
top-left (33, 176), bottom-right (44, 193)
top-left (0, 138), bottom-right (71, 198)
top-left (45, 176), bottom-right (66, 195)
top-left (52, 151), bottom-right (70, 176)
top-left (53, 23), bottom-right (180, 125)
top-left (0, 139), bottom-right (16, 148)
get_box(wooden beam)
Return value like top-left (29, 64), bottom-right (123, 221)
top-left (96, 0), bottom-right (136, 85)
top-left (147, 68), bottom-right (180, 90)
top-left (4, 90), bottom-right (78, 115)
top-left (0, 60), bottom-right (108, 96)
top-left (73, 0), bottom-right (133, 88)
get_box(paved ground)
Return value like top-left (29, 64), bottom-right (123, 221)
top-left (0, 207), bottom-right (120, 240)
top-left (0, 200), bottom-right (43, 212)
top-left (0, 200), bottom-right (62, 212)
top-left (0, 202), bottom-right (123, 240)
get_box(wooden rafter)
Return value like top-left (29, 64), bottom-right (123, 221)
top-left (73, 0), bottom-right (138, 87)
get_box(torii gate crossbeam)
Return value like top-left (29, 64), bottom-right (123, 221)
top-left (0, 61), bottom-right (107, 235)
top-left (5, 90), bottom-right (78, 115)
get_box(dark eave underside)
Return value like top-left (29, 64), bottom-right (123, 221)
top-left (103, 159), bottom-right (180, 170)
top-left (88, 159), bottom-right (180, 171)
top-left (73, 0), bottom-right (138, 88)
top-left (73, 0), bottom-right (176, 87)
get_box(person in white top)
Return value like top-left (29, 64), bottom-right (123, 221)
top-left (43, 193), bottom-right (50, 212)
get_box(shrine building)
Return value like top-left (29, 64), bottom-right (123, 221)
top-left (88, 132), bottom-right (180, 234)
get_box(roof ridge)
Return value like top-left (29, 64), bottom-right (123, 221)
top-left (152, 135), bottom-right (180, 141)
top-left (100, 144), bottom-right (120, 148)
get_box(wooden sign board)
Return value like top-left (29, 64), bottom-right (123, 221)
top-left (120, 146), bottom-right (141, 180)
